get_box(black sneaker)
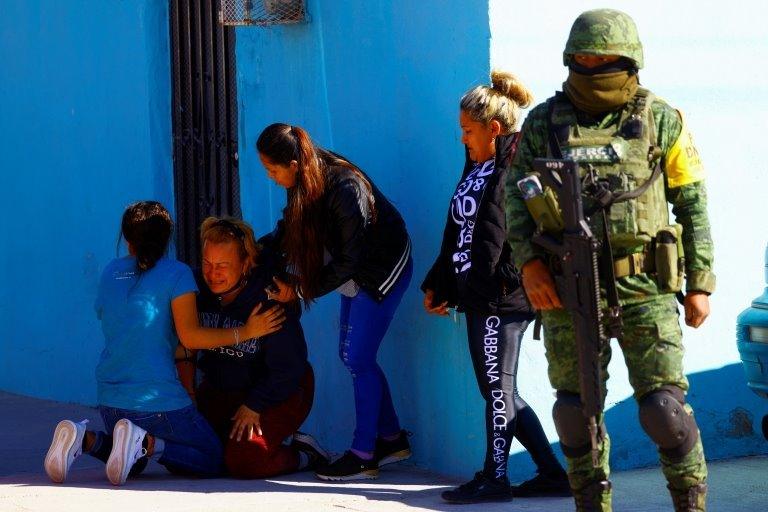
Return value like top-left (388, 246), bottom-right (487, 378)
top-left (374, 430), bottom-right (412, 466)
top-left (441, 471), bottom-right (513, 504)
top-left (315, 451), bottom-right (378, 481)
top-left (510, 470), bottom-right (572, 497)
top-left (291, 432), bottom-right (330, 471)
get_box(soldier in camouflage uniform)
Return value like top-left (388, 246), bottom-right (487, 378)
top-left (504, 9), bottom-right (715, 512)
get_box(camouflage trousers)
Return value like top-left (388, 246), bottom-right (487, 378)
top-left (542, 292), bottom-right (707, 511)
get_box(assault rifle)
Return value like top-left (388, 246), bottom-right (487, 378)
top-left (527, 158), bottom-right (613, 468)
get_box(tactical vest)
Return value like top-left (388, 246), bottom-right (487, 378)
top-left (547, 88), bottom-right (668, 252)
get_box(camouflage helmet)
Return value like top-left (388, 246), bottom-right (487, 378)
top-left (563, 9), bottom-right (644, 69)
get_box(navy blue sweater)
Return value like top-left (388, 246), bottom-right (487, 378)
top-left (194, 249), bottom-right (309, 413)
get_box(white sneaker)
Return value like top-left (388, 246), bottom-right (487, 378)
top-left (106, 419), bottom-right (148, 486)
top-left (44, 419), bottom-right (88, 483)
top-left (292, 431), bottom-right (330, 469)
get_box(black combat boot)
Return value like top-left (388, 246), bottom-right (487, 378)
top-left (441, 471), bottom-right (513, 504)
top-left (510, 469), bottom-right (572, 497)
top-left (669, 482), bottom-right (707, 512)
top-left (572, 479), bottom-right (612, 512)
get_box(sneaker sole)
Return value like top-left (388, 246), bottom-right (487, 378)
top-left (378, 448), bottom-right (412, 467)
top-left (293, 432), bottom-right (330, 460)
top-left (44, 420), bottom-right (81, 483)
top-left (315, 469), bottom-right (379, 481)
top-left (512, 490), bottom-right (572, 498)
top-left (441, 493), bottom-right (513, 504)
top-left (106, 419), bottom-right (136, 486)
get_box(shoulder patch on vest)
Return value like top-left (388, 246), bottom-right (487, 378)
top-left (665, 111), bottom-right (705, 188)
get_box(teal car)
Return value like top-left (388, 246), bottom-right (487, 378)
top-left (736, 243), bottom-right (768, 439)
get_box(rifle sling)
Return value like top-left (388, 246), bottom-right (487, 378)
top-left (600, 209), bottom-right (623, 339)
top-left (547, 99), bottom-right (566, 159)
top-left (533, 312), bottom-right (543, 341)
top-left (608, 159), bottom-right (663, 204)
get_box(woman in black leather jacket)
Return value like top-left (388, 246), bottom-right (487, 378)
top-left (423, 71), bottom-right (569, 504)
top-left (256, 123), bottom-right (412, 482)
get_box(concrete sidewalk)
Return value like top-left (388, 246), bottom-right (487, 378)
top-left (1, 391), bottom-right (766, 511)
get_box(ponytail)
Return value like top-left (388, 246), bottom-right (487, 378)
top-left (256, 123), bottom-right (377, 303)
top-left (290, 126), bottom-right (325, 205)
top-left (460, 69), bottom-right (534, 134)
top-left (257, 123), bottom-right (325, 302)
top-left (121, 201), bottom-right (173, 271)
top-left (490, 70), bottom-right (533, 109)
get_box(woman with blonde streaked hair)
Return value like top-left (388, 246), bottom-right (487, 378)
top-left (422, 71), bottom-right (569, 503)
top-left (175, 216), bottom-right (330, 479)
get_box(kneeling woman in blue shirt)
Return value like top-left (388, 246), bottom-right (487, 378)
top-left (43, 201), bottom-right (284, 485)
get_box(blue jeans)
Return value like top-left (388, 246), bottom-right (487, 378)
top-left (92, 404), bottom-right (223, 477)
top-left (339, 259), bottom-right (412, 452)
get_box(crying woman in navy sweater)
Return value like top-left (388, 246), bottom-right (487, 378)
top-left (175, 217), bottom-right (328, 478)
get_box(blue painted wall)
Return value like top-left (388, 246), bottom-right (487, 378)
top-left (235, 0), bottom-right (500, 478)
top-left (0, 1), bottom-right (174, 404)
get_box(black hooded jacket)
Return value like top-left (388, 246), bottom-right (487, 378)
top-left (421, 133), bottom-right (533, 317)
top-left (271, 164), bottom-right (411, 302)
top-left (195, 242), bottom-right (309, 413)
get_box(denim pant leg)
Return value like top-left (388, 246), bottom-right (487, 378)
top-left (377, 259), bottom-right (413, 439)
top-left (375, 364), bottom-right (401, 439)
top-left (339, 259), bottom-right (412, 452)
top-left (154, 406), bottom-right (224, 477)
top-left (98, 405), bottom-right (223, 477)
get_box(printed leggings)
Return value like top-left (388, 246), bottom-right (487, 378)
top-left (466, 311), bottom-right (563, 480)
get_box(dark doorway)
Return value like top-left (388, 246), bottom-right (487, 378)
top-left (169, 0), bottom-right (241, 265)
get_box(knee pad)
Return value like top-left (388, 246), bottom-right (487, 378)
top-left (639, 386), bottom-right (699, 460)
top-left (553, 391), bottom-right (592, 457)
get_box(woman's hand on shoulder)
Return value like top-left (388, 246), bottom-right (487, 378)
top-left (266, 276), bottom-right (299, 303)
top-left (423, 289), bottom-right (450, 316)
top-left (243, 302), bottom-right (286, 339)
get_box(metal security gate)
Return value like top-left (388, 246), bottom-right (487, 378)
top-left (170, 0), bottom-right (240, 265)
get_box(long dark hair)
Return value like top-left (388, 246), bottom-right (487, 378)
top-left (121, 201), bottom-right (173, 271)
top-left (256, 123), bottom-right (376, 301)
